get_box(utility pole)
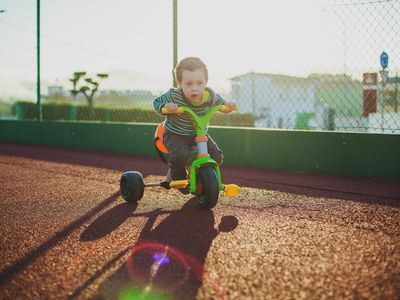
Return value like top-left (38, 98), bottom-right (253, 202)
top-left (36, 0), bottom-right (41, 120)
top-left (394, 72), bottom-right (399, 113)
top-left (172, 0), bottom-right (178, 87)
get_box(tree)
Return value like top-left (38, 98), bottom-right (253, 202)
top-left (69, 72), bottom-right (109, 113)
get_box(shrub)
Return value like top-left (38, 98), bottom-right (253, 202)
top-left (12, 101), bottom-right (254, 127)
top-left (0, 101), bottom-right (12, 116)
top-left (12, 101), bottom-right (37, 119)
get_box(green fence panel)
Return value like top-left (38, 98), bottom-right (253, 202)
top-left (1, 120), bottom-right (399, 181)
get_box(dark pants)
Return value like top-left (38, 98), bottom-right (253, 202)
top-left (164, 130), bottom-right (223, 180)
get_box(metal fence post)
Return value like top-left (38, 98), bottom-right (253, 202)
top-left (173, 0), bottom-right (178, 88)
top-left (36, 0), bottom-right (42, 121)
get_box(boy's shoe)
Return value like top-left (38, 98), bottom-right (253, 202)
top-left (160, 181), bottom-right (171, 189)
top-left (159, 168), bottom-right (172, 190)
top-left (178, 186), bottom-right (190, 195)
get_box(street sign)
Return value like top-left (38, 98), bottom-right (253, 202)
top-left (380, 51), bottom-right (389, 69)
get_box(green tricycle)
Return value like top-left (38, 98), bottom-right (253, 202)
top-left (120, 104), bottom-right (240, 209)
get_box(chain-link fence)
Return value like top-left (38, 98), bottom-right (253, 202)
top-left (1, 0), bottom-right (399, 133)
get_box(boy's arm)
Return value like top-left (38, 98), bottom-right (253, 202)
top-left (153, 90), bottom-right (173, 115)
top-left (211, 89), bottom-right (237, 111)
top-left (207, 87), bottom-right (226, 106)
top-left (214, 93), bottom-right (226, 105)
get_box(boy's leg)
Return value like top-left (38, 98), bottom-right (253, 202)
top-left (164, 168), bottom-right (172, 183)
top-left (164, 131), bottom-right (192, 180)
top-left (206, 135), bottom-right (224, 165)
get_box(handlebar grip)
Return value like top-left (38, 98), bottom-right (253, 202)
top-left (220, 104), bottom-right (239, 112)
top-left (161, 107), bottom-right (184, 114)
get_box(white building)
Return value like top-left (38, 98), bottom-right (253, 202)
top-left (48, 85), bottom-right (66, 97)
top-left (230, 72), bottom-right (316, 129)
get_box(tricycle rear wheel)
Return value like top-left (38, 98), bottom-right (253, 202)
top-left (196, 167), bottom-right (219, 209)
top-left (120, 171), bottom-right (144, 202)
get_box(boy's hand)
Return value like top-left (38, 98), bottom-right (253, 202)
top-left (224, 101), bottom-right (238, 113)
top-left (164, 103), bottom-right (179, 113)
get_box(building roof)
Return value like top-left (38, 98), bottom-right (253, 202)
top-left (230, 72), bottom-right (313, 86)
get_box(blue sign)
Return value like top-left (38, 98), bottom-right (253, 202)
top-left (380, 51), bottom-right (389, 69)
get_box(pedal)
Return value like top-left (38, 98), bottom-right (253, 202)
top-left (223, 184), bottom-right (240, 197)
top-left (169, 180), bottom-right (189, 189)
top-left (160, 181), bottom-right (171, 189)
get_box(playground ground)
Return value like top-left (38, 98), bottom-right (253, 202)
top-left (0, 143), bottom-right (399, 299)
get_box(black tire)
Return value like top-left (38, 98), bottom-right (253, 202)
top-left (196, 167), bottom-right (219, 209)
top-left (120, 171), bottom-right (144, 202)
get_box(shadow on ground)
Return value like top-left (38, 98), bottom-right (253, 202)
top-left (81, 202), bottom-right (139, 241)
top-left (0, 191), bottom-right (120, 286)
top-left (80, 198), bottom-right (238, 300)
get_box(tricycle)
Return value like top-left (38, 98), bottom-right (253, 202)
top-left (120, 104), bottom-right (240, 209)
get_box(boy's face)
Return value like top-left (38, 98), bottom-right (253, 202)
top-left (177, 68), bottom-right (207, 105)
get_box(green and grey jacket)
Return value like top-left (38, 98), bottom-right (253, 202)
top-left (153, 87), bottom-right (226, 136)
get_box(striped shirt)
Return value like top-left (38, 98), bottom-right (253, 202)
top-left (153, 87), bottom-right (226, 136)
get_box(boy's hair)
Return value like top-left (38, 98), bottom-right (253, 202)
top-left (174, 57), bottom-right (208, 82)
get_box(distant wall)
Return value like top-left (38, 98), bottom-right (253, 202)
top-left (1, 120), bottom-right (399, 181)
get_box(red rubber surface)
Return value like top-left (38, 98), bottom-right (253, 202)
top-left (0, 143), bottom-right (399, 299)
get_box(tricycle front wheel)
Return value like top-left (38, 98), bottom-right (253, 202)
top-left (196, 167), bottom-right (219, 209)
top-left (120, 171), bottom-right (144, 202)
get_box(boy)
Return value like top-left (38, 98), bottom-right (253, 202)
top-left (153, 57), bottom-right (236, 192)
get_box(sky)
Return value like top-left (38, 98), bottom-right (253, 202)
top-left (0, 0), bottom-right (399, 99)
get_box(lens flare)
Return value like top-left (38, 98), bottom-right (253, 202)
top-left (127, 241), bottom-right (225, 299)
top-left (127, 242), bottom-right (190, 293)
top-left (118, 287), bottom-right (170, 300)
top-left (152, 252), bottom-right (170, 266)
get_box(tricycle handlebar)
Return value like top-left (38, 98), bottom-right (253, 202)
top-left (161, 104), bottom-right (238, 115)
top-left (220, 104), bottom-right (239, 113)
top-left (161, 107), bottom-right (185, 115)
